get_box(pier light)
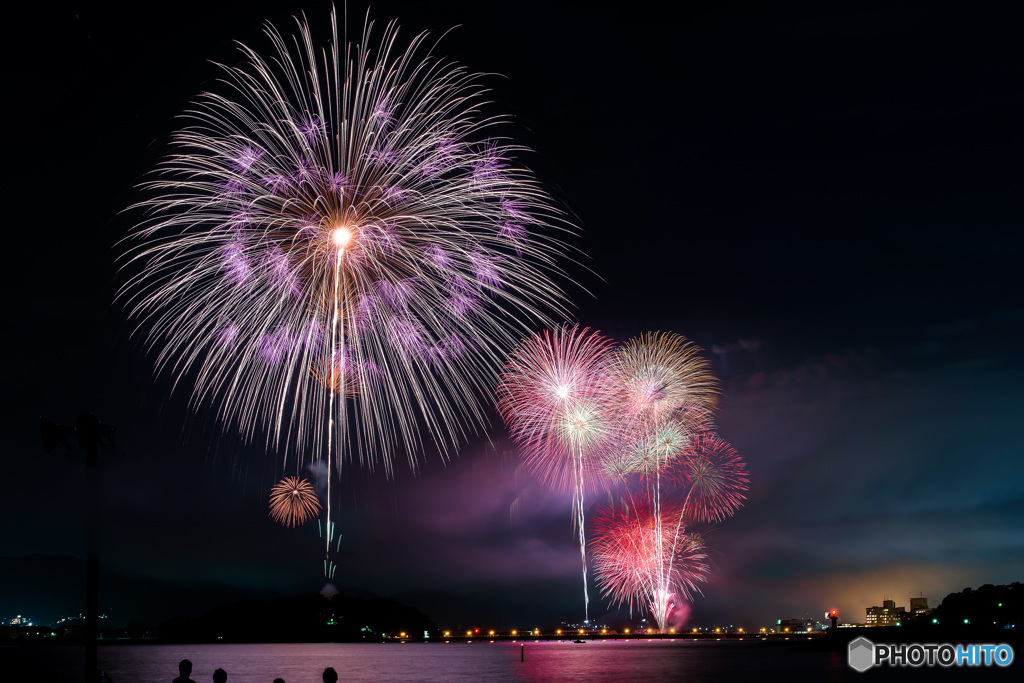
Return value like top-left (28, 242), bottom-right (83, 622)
top-left (489, 630), bottom-right (495, 636)
top-left (579, 629), bottom-right (585, 634)
top-left (444, 631), bottom-right (450, 637)
top-left (624, 629), bottom-right (629, 634)
top-left (669, 629), bottom-right (675, 634)
top-left (511, 630), bottom-right (517, 636)
top-left (534, 629), bottom-right (539, 635)
top-left (466, 630), bottom-right (472, 636)
top-left (556, 629), bottom-right (562, 635)
top-left (399, 632), bottom-right (406, 638)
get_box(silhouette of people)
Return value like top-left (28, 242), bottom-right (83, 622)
top-left (172, 659), bottom-right (197, 683)
top-left (322, 668), bottom-right (338, 683)
top-left (213, 668), bottom-right (227, 683)
top-left (272, 679), bottom-right (285, 683)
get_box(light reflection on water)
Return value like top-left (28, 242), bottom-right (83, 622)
top-left (99, 640), bottom-right (810, 682)
top-left (61, 639), bottom-right (1006, 682)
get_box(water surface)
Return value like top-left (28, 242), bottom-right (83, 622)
top-left (9, 639), bottom-right (1019, 682)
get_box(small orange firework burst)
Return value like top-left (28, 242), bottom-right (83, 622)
top-left (269, 476), bottom-right (321, 527)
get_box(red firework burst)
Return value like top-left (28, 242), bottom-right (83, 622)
top-left (591, 492), bottom-right (708, 630)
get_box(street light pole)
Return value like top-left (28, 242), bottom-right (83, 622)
top-left (40, 412), bottom-right (117, 683)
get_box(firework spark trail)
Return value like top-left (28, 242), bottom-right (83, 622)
top-left (496, 326), bottom-right (616, 620)
top-left (325, 245), bottom-right (342, 577)
top-left (120, 7), bottom-right (582, 576)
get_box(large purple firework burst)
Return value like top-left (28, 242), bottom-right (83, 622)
top-left (121, 9), bottom-right (578, 473)
top-left (120, 9), bottom-right (581, 578)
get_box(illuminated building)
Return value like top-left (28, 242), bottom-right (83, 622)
top-left (910, 596), bottom-right (931, 616)
top-left (866, 596), bottom-right (908, 626)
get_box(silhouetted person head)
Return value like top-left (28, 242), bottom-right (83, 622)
top-left (273, 679), bottom-right (285, 683)
top-left (213, 668), bottom-right (227, 683)
top-left (172, 659), bottom-right (196, 683)
top-left (322, 668), bottom-right (338, 683)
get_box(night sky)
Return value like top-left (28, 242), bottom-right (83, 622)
top-left (4, 0), bottom-right (1022, 630)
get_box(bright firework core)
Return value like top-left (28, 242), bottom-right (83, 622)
top-left (331, 226), bottom-right (353, 249)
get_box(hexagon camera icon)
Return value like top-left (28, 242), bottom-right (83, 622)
top-left (848, 637), bottom-right (875, 672)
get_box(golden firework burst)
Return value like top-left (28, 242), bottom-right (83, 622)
top-left (269, 476), bottom-right (321, 527)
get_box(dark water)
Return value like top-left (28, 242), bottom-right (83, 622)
top-left (5, 639), bottom-right (1019, 682)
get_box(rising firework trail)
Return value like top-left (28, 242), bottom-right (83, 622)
top-left (496, 326), bottom-right (615, 621)
top-left (120, 7), bottom-right (581, 577)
